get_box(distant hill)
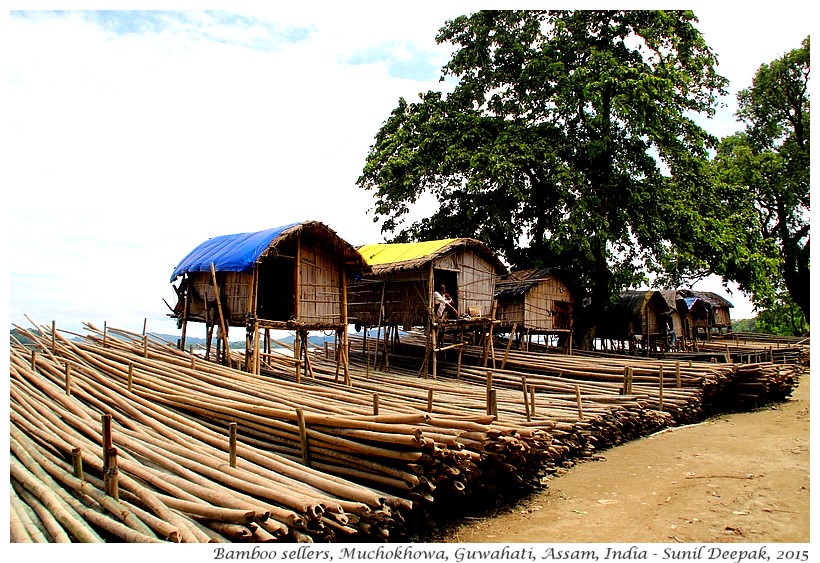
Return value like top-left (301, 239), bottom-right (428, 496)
top-left (149, 333), bottom-right (339, 349)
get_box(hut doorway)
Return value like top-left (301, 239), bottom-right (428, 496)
top-left (434, 271), bottom-right (458, 314)
top-left (256, 257), bottom-right (295, 321)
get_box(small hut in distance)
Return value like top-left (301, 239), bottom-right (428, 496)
top-left (168, 220), bottom-right (370, 381)
top-left (597, 289), bottom-right (677, 354)
top-left (597, 288), bottom-right (734, 355)
top-left (494, 267), bottom-right (578, 352)
top-left (677, 289), bottom-right (734, 342)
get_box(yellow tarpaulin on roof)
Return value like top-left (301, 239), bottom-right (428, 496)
top-left (358, 239), bottom-right (457, 266)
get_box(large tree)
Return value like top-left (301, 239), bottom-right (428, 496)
top-left (358, 10), bottom-right (728, 346)
top-left (711, 37), bottom-right (810, 319)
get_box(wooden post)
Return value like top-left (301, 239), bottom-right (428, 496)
top-left (51, 320), bottom-right (56, 351)
top-left (365, 336), bottom-right (371, 378)
top-left (180, 279), bottom-right (189, 351)
top-left (301, 331), bottom-right (315, 379)
top-left (334, 330), bottom-right (341, 382)
top-left (103, 321), bottom-right (108, 348)
top-left (296, 408), bottom-right (310, 467)
top-left (228, 422), bottom-right (237, 468)
top-left (485, 371), bottom-right (493, 416)
top-left (373, 393), bottom-right (379, 416)
top-left (522, 376), bottom-right (530, 422)
top-left (575, 385), bottom-right (584, 420)
top-left (294, 335), bottom-right (301, 383)
top-left (490, 389), bottom-right (498, 418)
top-left (254, 321), bottom-right (261, 375)
top-left (143, 334), bottom-right (148, 358)
top-left (341, 272), bottom-right (351, 385)
top-left (30, 350), bottom-right (36, 370)
top-left (102, 414), bottom-right (112, 475)
top-left (101, 415), bottom-right (118, 499)
top-left (529, 384), bottom-right (536, 416)
top-left (71, 447), bottom-right (83, 480)
top-left (675, 361), bottom-right (681, 388)
top-left (427, 388), bottom-right (434, 413)
top-left (622, 366), bottom-right (630, 395)
top-left (456, 327), bottom-right (465, 381)
top-left (658, 365), bottom-right (665, 411)
top-left (105, 448), bottom-right (119, 501)
top-left (431, 324), bottom-right (439, 380)
top-left (502, 323), bottom-right (517, 370)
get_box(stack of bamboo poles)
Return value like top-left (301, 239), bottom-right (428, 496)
top-left (703, 334), bottom-right (809, 365)
top-left (10, 319), bottom-right (804, 543)
top-left (10, 325), bottom-right (418, 542)
top-left (392, 331), bottom-right (801, 421)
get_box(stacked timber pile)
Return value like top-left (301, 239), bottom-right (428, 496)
top-left (384, 331), bottom-right (801, 421)
top-left (706, 333), bottom-right (809, 365)
top-left (10, 324), bottom-right (422, 542)
top-left (9, 320), bottom-right (804, 543)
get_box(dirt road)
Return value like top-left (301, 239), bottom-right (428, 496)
top-left (441, 371), bottom-right (810, 544)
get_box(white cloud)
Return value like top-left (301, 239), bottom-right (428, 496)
top-left (5, 3), bottom-right (811, 336)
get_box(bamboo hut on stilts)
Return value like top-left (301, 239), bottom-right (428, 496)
top-left (347, 238), bottom-right (508, 379)
top-left (493, 267), bottom-right (579, 361)
top-left (168, 221), bottom-right (370, 383)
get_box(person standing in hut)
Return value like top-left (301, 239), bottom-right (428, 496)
top-left (662, 313), bottom-right (677, 349)
top-left (434, 284), bottom-right (455, 319)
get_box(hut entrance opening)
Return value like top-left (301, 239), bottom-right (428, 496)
top-left (434, 271), bottom-right (458, 317)
top-left (256, 256), bottom-right (295, 321)
top-left (553, 300), bottom-right (572, 330)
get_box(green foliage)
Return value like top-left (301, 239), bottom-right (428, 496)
top-left (730, 317), bottom-right (757, 333)
top-left (358, 10), bottom-right (729, 340)
top-left (706, 37), bottom-right (810, 318)
top-left (755, 292), bottom-right (809, 337)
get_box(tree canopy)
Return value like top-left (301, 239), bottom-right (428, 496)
top-left (358, 10), bottom-right (729, 346)
top-left (710, 37), bottom-right (810, 320)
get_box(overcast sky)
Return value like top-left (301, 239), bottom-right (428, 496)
top-left (4, 1), bottom-right (812, 338)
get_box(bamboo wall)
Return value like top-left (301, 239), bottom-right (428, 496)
top-left (186, 271), bottom-right (253, 327)
top-left (496, 276), bottom-right (573, 332)
top-left (296, 244), bottom-right (343, 325)
top-left (348, 248), bottom-right (501, 328)
top-left (450, 249), bottom-right (497, 317)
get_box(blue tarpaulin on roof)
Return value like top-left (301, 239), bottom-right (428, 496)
top-left (170, 223), bottom-right (300, 281)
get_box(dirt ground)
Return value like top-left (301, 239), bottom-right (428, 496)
top-left (442, 371), bottom-right (810, 544)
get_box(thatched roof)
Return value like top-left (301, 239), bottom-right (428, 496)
top-left (357, 238), bottom-right (507, 276)
top-left (170, 220), bottom-right (369, 281)
top-left (494, 267), bottom-right (577, 299)
top-left (617, 290), bottom-right (656, 317)
top-left (678, 289), bottom-right (734, 309)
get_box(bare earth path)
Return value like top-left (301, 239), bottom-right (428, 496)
top-left (442, 371), bottom-right (810, 544)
